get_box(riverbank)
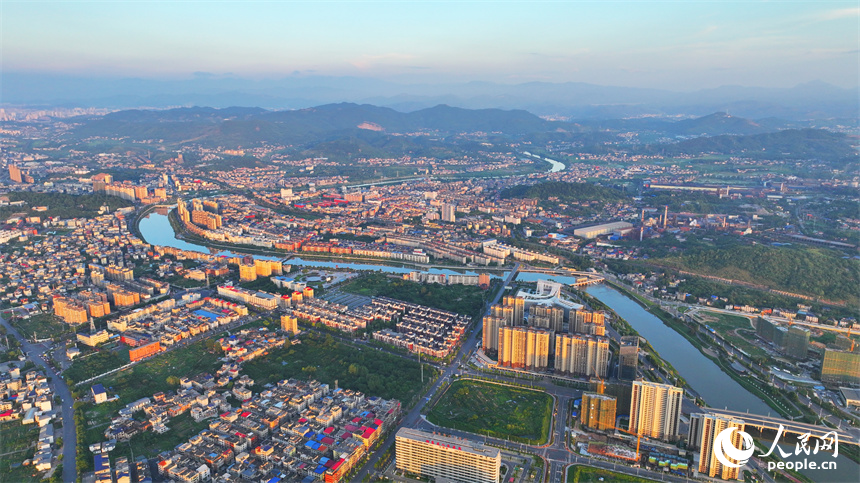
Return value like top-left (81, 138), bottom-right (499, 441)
top-left (577, 288), bottom-right (691, 393)
top-left (604, 279), bottom-right (808, 421)
top-left (159, 208), bottom-right (512, 273)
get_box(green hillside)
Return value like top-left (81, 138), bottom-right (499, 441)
top-left (657, 245), bottom-right (860, 304)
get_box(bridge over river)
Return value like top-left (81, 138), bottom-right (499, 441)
top-left (706, 408), bottom-right (859, 446)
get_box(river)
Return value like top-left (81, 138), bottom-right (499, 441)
top-left (138, 211), bottom-right (488, 277)
top-left (545, 157), bottom-right (565, 173)
top-left (523, 151), bottom-right (565, 173)
top-left (138, 214), bottom-right (857, 480)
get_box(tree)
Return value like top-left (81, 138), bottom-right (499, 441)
top-left (166, 375), bottom-right (180, 386)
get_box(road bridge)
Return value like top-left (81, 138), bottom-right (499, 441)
top-left (706, 408), bottom-right (858, 446)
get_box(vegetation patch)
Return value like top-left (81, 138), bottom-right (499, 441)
top-left (64, 348), bottom-right (130, 385)
top-left (71, 339), bottom-right (221, 403)
top-left (8, 312), bottom-right (72, 341)
top-left (0, 191), bottom-right (133, 220)
top-left (0, 420), bottom-right (41, 483)
top-left (242, 332), bottom-right (435, 405)
top-left (566, 465), bottom-right (658, 483)
top-left (658, 245), bottom-right (860, 305)
top-left (697, 311), bottom-right (770, 361)
top-left (426, 379), bottom-right (552, 445)
top-left (500, 181), bottom-right (625, 202)
top-left (341, 272), bottom-right (491, 317)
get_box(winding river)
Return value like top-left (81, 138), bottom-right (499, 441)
top-left (138, 213), bottom-right (857, 480)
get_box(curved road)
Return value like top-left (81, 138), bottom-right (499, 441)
top-left (354, 263), bottom-right (703, 483)
top-left (352, 262), bottom-right (521, 481)
top-left (1, 315), bottom-right (77, 483)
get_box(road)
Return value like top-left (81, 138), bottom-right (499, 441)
top-left (355, 262), bottom-right (693, 483)
top-left (1, 315), bottom-right (77, 483)
top-left (354, 262), bottom-right (708, 483)
top-left (353, 263), bottom-right (521, 481)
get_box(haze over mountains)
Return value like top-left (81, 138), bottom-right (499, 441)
top-left (4, 73), bottom-right (858, 120)
top-left (64, 103), bottom-right (856, 165)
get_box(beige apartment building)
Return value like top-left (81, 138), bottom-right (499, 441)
top-left (395, 428), bottom-right (500, 483)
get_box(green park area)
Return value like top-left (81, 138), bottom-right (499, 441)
top-left (566, 465), bottom-right (658, 483)
top-left (341, 272), bottom-right (491, 317)
top-left (0, 420), bottom-right (42, 483)
top-left (242, 331), bottom-right (436, 405)
top-left (426, 379), bottom-right (552, 445)
top-left (697, 311), bottom-right (771, 361)
top-left (64, 346), bottom-right (131, 385)
top-left (5, 312), bottom-right (72, 341)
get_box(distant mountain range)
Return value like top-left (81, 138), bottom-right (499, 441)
top-left (64, 104), bottom-right (857, 163)
top-left (3, 73), bottom-right (857, 120)
top-left (72, 103), bottom-right (558, 144)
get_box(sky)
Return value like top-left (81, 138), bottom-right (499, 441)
top-left (2, 0), bottom-right (859, 90)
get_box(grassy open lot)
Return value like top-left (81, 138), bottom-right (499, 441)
top-left (75, 339), bottom-right (221, 404)
top-left (567, 465), bottom-right (658, 483)
top-left (341, 272), bottom-right (491, 317)
top-left (242, 331), bottom-right (435, 405)
top-left (427, 379), bottom-right (552, 445)
top-left (7, 312), bottom-right (73, 341)
top-left (64, 347), bottom-right (131, 385)
top-left (699, 311), bottom-right (770, 360)
top-left (0, 420), bottom-right (42, 483)
top-left (700, 311), bottom-right (752, 332)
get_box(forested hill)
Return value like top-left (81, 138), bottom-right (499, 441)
top-left (72, 103), bottom-right (561, 145)
top-left (645, 128), bottom-right (857, 162)
top-left (500, 181), bottom-right (626, 202)
top-left (656, 245), bottom-right (860, 305)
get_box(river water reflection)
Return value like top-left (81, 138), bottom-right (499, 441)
top-left (139, 213), bottom-right (857, 480)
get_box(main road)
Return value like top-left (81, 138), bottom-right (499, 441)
top-left (353, 263), bottom-right (521, 481)
top-left (1, 315), bottom-right (77, 483)
top-left (354, 262), bottom-right (704, 483)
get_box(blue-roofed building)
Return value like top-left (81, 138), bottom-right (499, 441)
top-left (92, 383), bottom-right (107, 404)
top-left (193, 309), bottom-right (222, 321)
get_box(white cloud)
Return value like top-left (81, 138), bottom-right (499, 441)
top-left (818, 7), bottom-right (860, 21)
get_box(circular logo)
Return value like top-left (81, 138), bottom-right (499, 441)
top-left (713, 427), bottom-right (755, 468)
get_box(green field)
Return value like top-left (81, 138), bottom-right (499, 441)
top-left (699, 311), bottom-right (770, 360)
top-left (341, 272), bottom-right (491, 317)
top-left (426, 379), bottom-right (553, 445)
top-left (242, 331), bottom-right (435, 405)
top-left (0, 420), bottom-right (41, 483)
top-left (7, 313), bottom-right (72, 341)
top-left (64, 348), bottom-right (131, 385)
top-left (74, 339), bottom-right (221, 404)
top-left (566, 465), bottom-right (658, 483)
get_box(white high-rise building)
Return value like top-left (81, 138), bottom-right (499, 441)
top-left (629, 381), bottom-right (683, 441)
top-left (688, 413), bottom-right (747, 480)
top-left (441, 203), bottom-right (456, 222)
top-left (395, 428), bottom-right (500, 483)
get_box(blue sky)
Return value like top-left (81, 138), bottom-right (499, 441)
top-left (3, 0), bottom-right (858, 89)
